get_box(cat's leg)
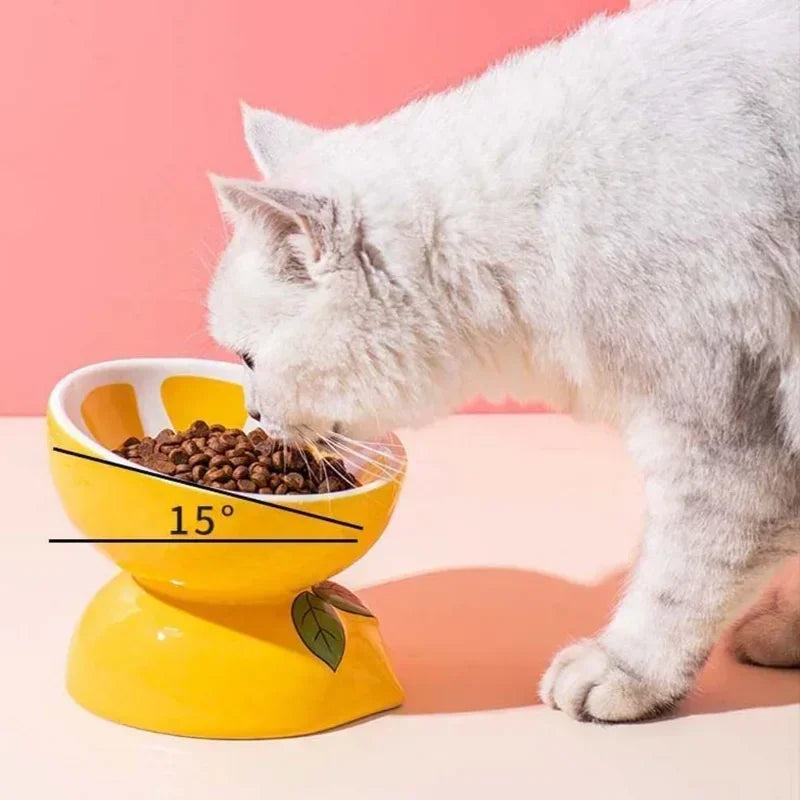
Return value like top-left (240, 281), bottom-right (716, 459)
top-left (729, 555), bottom-right (800, 667)
top-left (540, 415), bottom-right (799, 722)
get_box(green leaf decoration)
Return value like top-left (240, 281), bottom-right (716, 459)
top-left (312, 580), bottom-right (374, 618)
top-left (291, 591), bottom-right (345, 671)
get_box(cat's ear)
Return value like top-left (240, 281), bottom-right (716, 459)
top-left (240, 102), bottom-right (320, 178)
top-left (210, 175), bottom-right (335, 265)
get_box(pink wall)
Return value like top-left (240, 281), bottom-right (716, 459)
top-left (1, 0), bottom-right (626, 415)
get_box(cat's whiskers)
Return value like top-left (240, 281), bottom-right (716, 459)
top-left (311, 432), bottom-right (381, 480)
top-left (299, 428), bottom-right (358, 488)
top-left (330, 431), bottom-right (406, 453)
top-left (329, 435), bottom-right (407, 471)
top-left (331, 431), bottom-right (406, 455)
top-left (319, 436), bottom-right (402, 485)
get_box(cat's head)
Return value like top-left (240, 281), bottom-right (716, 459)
top-left (207, 105), bottom-right (458, 444)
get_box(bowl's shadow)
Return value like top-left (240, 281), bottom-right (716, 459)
top-left (358, 567), bottom-right (800, 717)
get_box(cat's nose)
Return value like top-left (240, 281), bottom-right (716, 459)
top-left (248, 408), bottom-right (261, 421)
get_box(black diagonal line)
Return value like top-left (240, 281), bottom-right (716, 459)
top-left (51, 446), bottom-right (363, 531)
top-left (48, 538), bottom-right (359, 544)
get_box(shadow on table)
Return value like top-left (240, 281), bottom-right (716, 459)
top-left (358, 567), bottom-right (800, 717)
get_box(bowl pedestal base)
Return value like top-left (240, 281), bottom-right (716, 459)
top-left (66, 572), bottom-right (403, 739)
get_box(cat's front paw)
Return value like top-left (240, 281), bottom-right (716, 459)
top-left (539, 639), bottom-right (683, 722)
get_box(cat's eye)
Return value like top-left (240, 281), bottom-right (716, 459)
top-left (240, 353), bottom-right (255, 370)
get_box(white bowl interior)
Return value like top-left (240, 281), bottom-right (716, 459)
top-left (49, 358), bottom-right (404, 500)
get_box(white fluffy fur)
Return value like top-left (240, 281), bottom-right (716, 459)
top-left (208, 0), bottom-right (800, 722)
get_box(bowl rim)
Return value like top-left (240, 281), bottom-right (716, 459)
top-left (48, 357), bottom-right (406, 503)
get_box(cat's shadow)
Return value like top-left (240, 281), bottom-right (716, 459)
top-left (357, 567), bottom-right (800, 717)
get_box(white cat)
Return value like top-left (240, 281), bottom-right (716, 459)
top-left (208, 0), bottom-right (800, 721)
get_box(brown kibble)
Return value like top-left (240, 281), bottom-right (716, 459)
top-left (318, 477), bottom-right (345, 493)
top-left (205, 467), bottom-right (227, 482)
top-left (323, 457), bottom-right (346, 473)
top-left (154, 460), bottom-right (177, 476)
top-left (114, 421), bottom-right (360, 495)
top-left (306, 463), bottom-right (323, 482)
top-left (189, 420), bottom-right (210, 436)
top-left (286, 451), bottom-right (306, 471)
top-left (182, 439), bottom-right (201, 457)
top-left (169, 448), bottom-right (188, 465)
top-left (283, 472), bottom-right (305, 491)
top-left (138, 442), bottom-right (155, 460)
top-left (250, 469), bottom-right (268, 488)
top-left (255, 439), bottom-right (276, 456)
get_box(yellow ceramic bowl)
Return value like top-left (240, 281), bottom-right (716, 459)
top-left (47, 358), bottom-right (406, 738)
top-left (48, 357), bottom-right (405, 602)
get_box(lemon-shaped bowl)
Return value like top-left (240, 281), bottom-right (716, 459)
top-left (47, 358), bottom-right (406, 603)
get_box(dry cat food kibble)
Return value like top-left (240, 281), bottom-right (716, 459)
top-left (112, 420), bottom-right (360, 495)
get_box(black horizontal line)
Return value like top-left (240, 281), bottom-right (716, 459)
top-left (48, 538), bottom-right (359, 544)
top-left (51, 446), bottom-right (363, 531)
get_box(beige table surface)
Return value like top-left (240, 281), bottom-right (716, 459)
top-left (3, 415), bottom-right (799, 799)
